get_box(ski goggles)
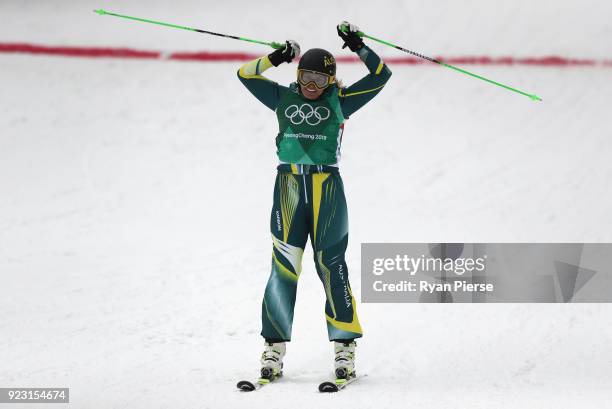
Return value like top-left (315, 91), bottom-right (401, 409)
top-left (297, 69), bottom-right (334, 89)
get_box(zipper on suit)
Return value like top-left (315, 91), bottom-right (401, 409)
top-left (302, 173), bottom-right (308, 204)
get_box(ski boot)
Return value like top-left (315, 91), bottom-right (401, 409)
top-left (260, 341), bottom-right (286, 380)
top-left (334, 340), bottom-right (356, 379)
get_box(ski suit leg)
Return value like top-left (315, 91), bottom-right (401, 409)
top-left (261, 172), bottom-right (309, 341)
top-left (309, 172), bottom-right (363, 341)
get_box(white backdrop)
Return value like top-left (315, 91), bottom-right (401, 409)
top-left (1, 1), bottom-right (611, 408)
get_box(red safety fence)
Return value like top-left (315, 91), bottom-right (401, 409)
top-left (1, 43), bottom-right (610, 66)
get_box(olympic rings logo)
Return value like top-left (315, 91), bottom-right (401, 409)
top-left (284, 104), bottom-right (330, 126)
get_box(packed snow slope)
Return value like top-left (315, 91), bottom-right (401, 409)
top-left (1, 1), bottom-right (611, 408)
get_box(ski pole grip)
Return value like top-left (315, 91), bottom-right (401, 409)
top-left (271, 42), bottom-right (284, 50)
top-left (339, 24), bottom-right (365, 38)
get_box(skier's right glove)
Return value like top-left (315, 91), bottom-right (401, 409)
top-left (268, 40), bottom-right (301, 66)
top-left (337, 21), bottom-right (364, 52)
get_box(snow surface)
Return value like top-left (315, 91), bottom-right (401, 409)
top-left (1, 1), bottom-right (612, 408)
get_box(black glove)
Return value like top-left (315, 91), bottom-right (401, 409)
top-left (337, 21), bottom-right (364, 52)
top-left (268, 40), bottom-right (301, 66)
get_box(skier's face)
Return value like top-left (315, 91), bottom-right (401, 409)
top-left (297, 69), bottom-right (331, 100)
top-left (300, 82), bottom-right (325, 100)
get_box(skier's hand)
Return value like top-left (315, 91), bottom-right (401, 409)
top-left (268, 40), bottom-right (301, 66)
top-left (337, 21), bottom-right (364, 52)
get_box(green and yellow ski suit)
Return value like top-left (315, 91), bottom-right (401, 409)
top-left (237, 45), bottom-right (391, 341)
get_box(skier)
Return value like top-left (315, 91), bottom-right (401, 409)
top-left (237, 22), bottom-right (391, 382)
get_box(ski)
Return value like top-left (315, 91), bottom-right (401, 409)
top-left (236, 373), bottom-right (282, 392)
top-left (318, 374), bottom-right (360, 392)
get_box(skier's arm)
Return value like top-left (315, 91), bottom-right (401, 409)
top-left (336, 23), bottom-right (392, 118)
top-left (237, 40), bottom-right (300, 111)
top-left (339, 45), bottom-right (392, 118)
top-left (237, 56), bottom-right (288, 110)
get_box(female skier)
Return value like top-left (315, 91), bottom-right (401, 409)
top-left (237, 22), bottom-right (391, 381)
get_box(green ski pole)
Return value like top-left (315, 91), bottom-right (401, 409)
top-left (341, 25), bottom-right (542, 101)
top-left (94, 9), bottom-right (284, 49)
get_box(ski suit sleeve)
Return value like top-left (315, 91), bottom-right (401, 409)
top-left (237, 55), bottom-right (290, 111)
top-left (338, 45), bottom-right (392, 119)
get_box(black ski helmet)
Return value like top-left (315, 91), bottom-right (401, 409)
top-left (298, 48), bottom-right (336, 77)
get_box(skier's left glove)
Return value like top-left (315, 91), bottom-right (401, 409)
top-left (268, 40), bottom-right (301, 66)
top-left (337, 21), bottom-right (364, 52)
